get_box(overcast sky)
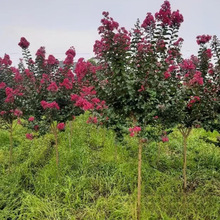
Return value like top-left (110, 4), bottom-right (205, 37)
top-left (1, 0), bottom-right (220, 65)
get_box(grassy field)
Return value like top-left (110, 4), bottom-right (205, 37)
top-left (0, 114), bottom-right (220, 219)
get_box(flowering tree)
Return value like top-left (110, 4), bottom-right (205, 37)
top-left (17, 37), bottom-right (105, 169)
top-left (0, 54), bottom-right (24, 168)
top-left (175, 34), bottom-right (219, 191)
top-left (93, 1), bottom-right (184, 219)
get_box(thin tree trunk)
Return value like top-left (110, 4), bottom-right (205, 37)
top-left (179, 127), bottom-right (192, 191)
top-left (137, 140), bottom-right (143, 220)
top-left (55, 129), bottom-right (59, 168)
top-left (69, 120), bottom-right (73, 150)
top-left (9, 123), bottom-right (13, 170)
top-left (52, 124), bottom-right (59, 168)
top-left (183, 134), bottom-right (187, 191)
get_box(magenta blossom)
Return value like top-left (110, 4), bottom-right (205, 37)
top-left (34, 125), bottom-right (39, 131)
top-left (60, 78), bottom-right (73, 90)
top-left (47, 82), bottom-right (59, 92)
top-left (57, 122), bottom-right (65, 130)
top-left (74, 97), bottom-right (94, 111)
top-left (41, 101), bottom-right (60, 110)
top-left (142, 12), bottom-right (155, 29)
top-left (65, 47), bottom-right (76, 58)
top-left (196, 35), bottom-right (212, 45)
top-left (47, 55), bottom-right (59, 65)
top-left (28, 116), bottom-right (35, 121)
top-left (155, 1), bottom-right (171, 26)
top-left (170, 10), bottom-right (184, 28)
top-left (63, 54), bottom-right (74, 65)
top-left (164, 71), bottom-right (171, 79)
top-left (0, 82), bottom-right (6, 89)
top-left (0, 111), bottom-right (6, 116)
top-left (26, 133), bottom-right (33, 140)
top-left (129, 126), bottom-right (141, 137)
top-left (36, 47), bottom-right (46, 58)
top-left (18, 37), bottom-right (30, 49)
top-left (87, 116), bottom-right (98, 124)
top-left (162, 136), bottom-right (169, 142)
top-left (13, 109), bottom-right (23, 117)
top-left (1, 54), bottom-right (12, 66)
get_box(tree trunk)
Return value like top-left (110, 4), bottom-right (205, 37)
top-left (52, 124), bottom-right (59, 168)
top-left (69, 120), bottom-right (73, 150)
top-left (183, 134), bottom-right (187, 191)
top-left (54, 128), bottom-right (59, 168)
top-left (9, 123), bottom-right (13, 170)
top-left (179, 127), bottom-right (192, 191)
top-left (137, 140), bottom-right (143, 220)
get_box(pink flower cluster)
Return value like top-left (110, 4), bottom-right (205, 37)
top-left (36, 47), bottom-right (46, 59)
top-left (187, 96), bottom-right (200, 108)
top-left (162, 136), bottom-right (169, 142)
top-left (10, 109), bottom-right (23, 117)
top-left (40, 74), bottom-right (50, 84)
top-left (66, 47), bottom-right (76, 58)
top-left (170, 10), bottom-right (184, 27)
top-left (204, 49), bottom-right (212, 59)
top-left (47, 82), bottom-right (59, 92)
top-left (60, 78), bottom-right (73, 90)
top-left (47, 55), bottom-right (59, 65)
top-left (24, 69), bottom-right (36, 82)
top-left (57, 122), bottom-right (65, 130)
top-left (137, 40), bottom-right (153, 55)
top-left (0, 82), bottom-right (6, 89)
top-left (5, 87), bottom-right (23, 103)
top-left (0, 54), bottom-right (12, 66)
top-left (113, 28), bottom-right (131, 51)
top-left (189, 71), bottom-right (204, 86)
top-left (155, 1), bottom-right (183, 28)
top-left (0, 111), bottom-right (6, 116)
top-left (164, 71), bottom-right (171, 79)
top-left (28, 116), bottom-right (35, 121)
top-left (63, 47), bottom-right (76, 65)
top-left (173, 37), bottom-right (184, 46)
top-left (26, 133), bottom-right (33, 140)
top-left (12, 68), bottom-right (23, 83)
top-left (18, 37), bottom-right (30, 49)
top-left (155, 1), bottom-right (171, 26)
top-left (180, 59), bottom-right (196, 71)
top-left (75, 58), bottom-right (91, 82)
top-left (129, 126), bottom-right (141, 137)
top-left (141, 12), bottom-right (155, 29)
top-left (71, 94), bottom-right (94, 111)
top-left (41, 101), bottom-right (60, 110)
top-left (196, 35), bottom-right (212, 45)
top-left (87, 116), bottom-right (98, 124)
top-left (99, 13), bottom-right (119, 32)
top-left (163, 65), bottom-right (178, 79)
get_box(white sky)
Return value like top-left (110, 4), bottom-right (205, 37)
top-left (1, 0), bottom-right (220, 65)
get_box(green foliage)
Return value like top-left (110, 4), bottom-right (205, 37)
top-left (0, 115), bottom-right (219, 219)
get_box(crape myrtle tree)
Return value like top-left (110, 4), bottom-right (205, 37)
top-left (208, 35), bottom-right (220, 134)
top-left (176, 34), bottom-right (219, 191)
top-left (17, 37), bottom-right (106, 168)
top-left (93, 1), bottom-right (184, 219)
top-left (0, 54), bottom-right (24, 169)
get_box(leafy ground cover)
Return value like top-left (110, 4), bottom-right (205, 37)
top-left (0, 114), bottom-right (219, 219)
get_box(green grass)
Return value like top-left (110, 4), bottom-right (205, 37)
top-left (0, 114), bottom-right (220, 219)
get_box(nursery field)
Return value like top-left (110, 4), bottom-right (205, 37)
top-left (0, 114), bottom-right (220, 220)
